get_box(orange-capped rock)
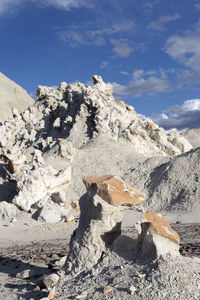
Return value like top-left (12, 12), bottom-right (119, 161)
top-left (83, 175), bottom-right (145, 206)
top-left (141, 212), bottom-right (180, 244)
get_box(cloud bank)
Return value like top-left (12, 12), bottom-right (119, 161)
top-left (152, 99), bottom-right (200, 130)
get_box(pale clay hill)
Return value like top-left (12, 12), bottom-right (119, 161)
top-left (0, 72), bottom-right (34, 122)
top-left (182, 128), bottom-right (200, 148)
top-left (0, 74), bottom-right (199, 300)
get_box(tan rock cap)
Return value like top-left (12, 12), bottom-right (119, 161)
top-left (141, 212), bottom-right (180, 244)
top-left (83, 175), bottom-right (145, 206)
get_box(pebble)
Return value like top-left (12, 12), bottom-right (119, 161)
top-left (16, 269), bottom-right (31, 279)
top-left (36, 273), bottom-right (60, 290)
top-left (48, 286), bottom-right (56, 299)
top-left (33, 285), bottom-right (41, 291)
top-left (128, 285), bottom-right (137, 294)
top-left (75, 290), bottom-right (88, 299)
top-left (103, 286), bottom-right (113, 294)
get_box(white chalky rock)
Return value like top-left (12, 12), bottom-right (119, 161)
top-left (38, 202), bottom-right (70, 223)
top-left (0, 201), bottom-right (18, 219)
top-left (12, 166), bottom-right (71, 212)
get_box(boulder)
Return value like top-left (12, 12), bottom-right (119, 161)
top-left (136, 212), bottom-right (180, 258)
top-left (0, 201), bottom-right (17, 219)
top-left (65, 176), bottom-right (145, 275)
top-left (37, 201), bottom-right (70, 223)
top-left (13, 166), bottom-right (71, 212)
top-left (84, 175), bottom-right (145, 206)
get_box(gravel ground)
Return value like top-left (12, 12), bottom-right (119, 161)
top-left (0, 223), bottom-right (199, 299)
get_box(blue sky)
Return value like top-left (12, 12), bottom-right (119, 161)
top-left (1, 0), bottom-right (200, 130)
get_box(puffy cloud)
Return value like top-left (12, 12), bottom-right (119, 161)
top-left (112, 69), bottom-right (171, 96)
top-left (110, 39), bottom-right (134, 58)
top-left (148, 13), bottom-right (181, 31)
top-left (152, 99), bottom-right (200, 130)
top-left (165, 21), bottom-right (200, 73)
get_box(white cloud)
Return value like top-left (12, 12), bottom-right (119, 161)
top-left (165, 21), bottom-right (200, 73)
top-left (148, 13), bottom-right (181, 31)
top-left (195, 3), bottom-right (200, 11)
top-left (57, 19), bottom-right (135, 50)
top-left (0, 0), bottom-right (25, 15)
top-left (110, 39), bottom-right (134, 58)
top-left (0, 0), bottom-right (91, 15)
top-left (40, 0), bottom-right (91, 10)
top-left (57, 28), bottom-right (106, 47)
top-left (120, 71), bottom-right (129, 75)
top-left (112, 69), bottom-right (171, 96)
top-left (100, 60), bottom-right (109, 69)
top-left (152, 99), bottom-right (200, 130)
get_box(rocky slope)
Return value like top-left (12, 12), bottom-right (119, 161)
top-left (124, 146), bottom-right (200, 213)
top-left (0, 72), bottom-right (34, 122)
top-left (0, 75), bottom-right (195, 224)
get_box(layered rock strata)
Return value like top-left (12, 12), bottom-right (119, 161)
top-left (136, 212), bottom-right (180, 258)
top-left (65, 175), bottom-right (145, 275)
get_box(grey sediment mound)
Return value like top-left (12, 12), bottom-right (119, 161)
top-left (124, 146), bottom-right (200, 213)
top-left (0, 72), bottom-right (34, 123)
top-left (182, 127), bottom-right (200, 148)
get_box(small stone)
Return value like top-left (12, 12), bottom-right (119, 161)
top-left (104, 286), bottom-right (113, 294)
top-left (16, 269), bottom-right (31, 279)
top-left (33, 285), bottom-right (40, 291)
top-left (48, 286), bottom-right (56, 299)
top-left (36, 273), bottom-right (59, 291)
top-left (128, 285), bottom-right (137, 294)
top-left (76, 290), bottom-right (88, 299)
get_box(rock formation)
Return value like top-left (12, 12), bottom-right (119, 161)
top-left (0, 75), bottom-right (194, 223)
top-left (136, 212), bottom-right (180, 258)
top-left (65, 175), bottom-right (145, 275)
top-left (0, 72), bottom-right (34, 122)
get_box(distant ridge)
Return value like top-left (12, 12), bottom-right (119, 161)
top-left (0, 72), bottom-right (34, 122)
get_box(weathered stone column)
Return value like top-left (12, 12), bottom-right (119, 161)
top-left (65, 175), bottom-right (145, 275)
top-left (136, 212), bottom-right (180, 258)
